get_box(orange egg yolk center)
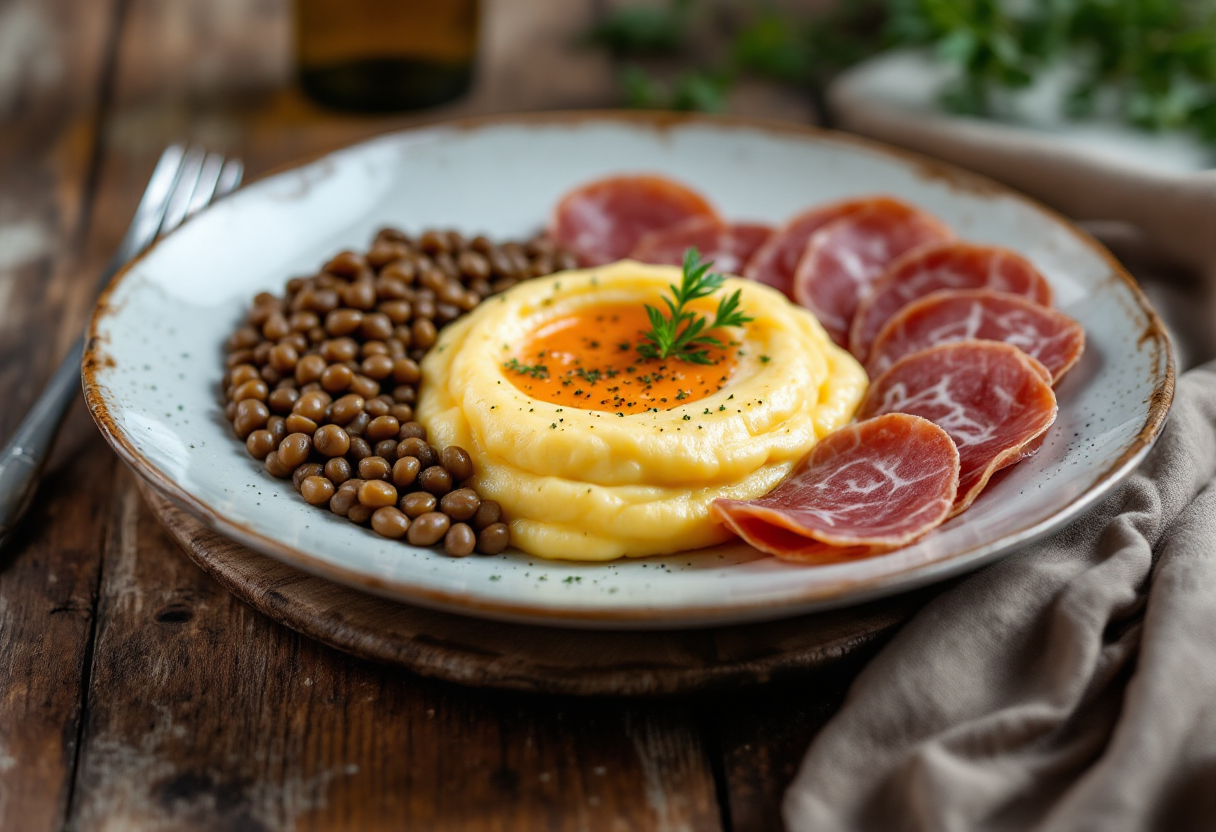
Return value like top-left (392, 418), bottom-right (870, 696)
top-left (503, 303), bottom-right (739, 413)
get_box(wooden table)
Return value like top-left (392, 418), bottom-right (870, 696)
top-left (0, 2), bottom-right (873, 828)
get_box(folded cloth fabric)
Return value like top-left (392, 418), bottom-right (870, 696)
top-left (784, 361), bottom-right (1216, 832)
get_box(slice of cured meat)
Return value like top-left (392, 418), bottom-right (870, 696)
top-left (792, 199), bottom-right (954, 347)
top-left (857, 340), bottom-right (1058, 516)
top-left (867, 289), bottom-right (1086, 382)
top-left (741, 198), bottom-right (876, 296)
top-left (629, 217), bottom-right (773, 275)
top-left (712, 413), bottom-right (960, 564)
top-left (549, 175), bottom-right (720, 267)
top-left (849, 242), bottom-right (1053, 361)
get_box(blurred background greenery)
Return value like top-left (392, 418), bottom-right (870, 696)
top-left (587, 0), bottom-right (1216, 144)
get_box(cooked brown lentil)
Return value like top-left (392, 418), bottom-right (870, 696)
top-left (266, 416), bottom-right (287, 445)
top-left (223, 228), bottom-right (571, 554)
top-left (347, 503), bottom-right (373, 524)
top-left (358, 479), bottom-right (397, 508)
top-left (439, 446), bottom-right (474, 482)
top-left (374, 438), bottom-right (399, 461)
top-left (300, 476), bottom-right (336, 506)
top-left (391, 456), bottom-right (421, 488)
top-left (371, 506), bottom-right (411, 539)
top-left (418, 465), bottom-right (452, 496)
top-left (358, 456), bottom-right (392, 482)
top-left (277, 433), bottom-right (312, 468)
top-left (472, 499), bottom-right (502, 530)
top-left (329, 480), bottom-right (361, 516)
top-left (407, 511), bottom-right (449, 546)
top-left (364, 397), bottom-right (390, 418)
top-left (444, 523), bottom-right (477, 557)
top-left (400, 491), bottom-right (437, 518)
top-left (323, 456), bottom-right (352, 484)
top-left (284, 413), bottom-right (318, 435)
top-left (267, 387), bottom-right (299, 414)
top-left (313, 424), bottom-right (351, 457)
top-left (365, 415), bottom-right (399, 442)
top-left (330, 393), bottom-right (364, 425)
top-left (246, 429), bottom-right (276, 460)
top-left (397, 437), bottom-right (436, 469)
top-left (264, 451), bottom-right (293, 479)
top-left (232, 399), bottom-right (269, 438)
top-left (477, 523), bottom-right (511, 555)
top-left (292, 462), bottom-right (324, 491)
top-left (397, 421), bottom-right (426, 441)
top-left (439, 488), bottom-right (479, 521)
top-left (347, 435), bottom-right (372, 461)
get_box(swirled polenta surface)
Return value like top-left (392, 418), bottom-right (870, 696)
top-left (417, 262), bottom-right (867, 560)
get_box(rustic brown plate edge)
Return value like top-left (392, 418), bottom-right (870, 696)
top-left (137, 482), bottom-right (923, 696)
top-left (81, 109), bottom-right (1176, 628)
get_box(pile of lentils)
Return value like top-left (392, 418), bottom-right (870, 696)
top-left (222, 228), bottom-right (578, 556)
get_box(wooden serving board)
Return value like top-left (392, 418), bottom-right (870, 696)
top-left (140, 482), bottom-right (930, 696)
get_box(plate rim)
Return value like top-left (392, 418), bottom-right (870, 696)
top-left (138, 482), bottom-right (925, 694)
top-left (81, 109), bottom-right (1176, 628)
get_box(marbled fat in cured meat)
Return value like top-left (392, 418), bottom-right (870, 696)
top-left (866, 289), bottom-right (1085, 382)
top-left (741, 198), bottom-right (876, 297)
top-left (849, 242), bottom-right (1052, 361)
top-left (792, 198), bottom-right (954, 347)
top-left (630, 217), bottom-right (772, 274)
top-left (713, 413), bottom-right (960, 563)
top-left (857, 340), bottom-right (1057, 516)
top-left (549, 175), bottom-right (719, 267)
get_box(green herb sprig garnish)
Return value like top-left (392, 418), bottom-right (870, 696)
top-left (637, 249), bottom-right (753, 365)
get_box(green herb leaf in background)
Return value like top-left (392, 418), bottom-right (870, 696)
top-left (620, 64), bottom-right (731, 112)
top-left (890, 0), bottom-right (1216, 139)
top-left (620, 64), bottom-right (666, 109)
top-left (732, 12), bottom-right (814, 85)
top-left (587, 0), bottom-right (693, 56)
top-left (588, 0), bottom-right (1216, 146)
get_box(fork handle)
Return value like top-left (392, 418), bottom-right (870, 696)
top-left (0, 247), bottom-right (132, 549)
top-left (0, 336), bottom-right (85, 548)
top-left (0, 146), bottom-right (186, 550)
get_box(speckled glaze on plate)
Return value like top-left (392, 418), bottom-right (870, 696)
top-left (83, 112), bottom-right (1174, 630)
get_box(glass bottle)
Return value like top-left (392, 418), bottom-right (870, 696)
top-left (296, 0), bottom-right (480, 112)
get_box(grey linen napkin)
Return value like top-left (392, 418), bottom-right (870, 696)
top-left (784, 359), bottom-right (1216, 831)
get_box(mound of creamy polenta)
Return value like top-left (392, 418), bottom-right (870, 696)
top-left (416, 262), bottom-right (867, 560)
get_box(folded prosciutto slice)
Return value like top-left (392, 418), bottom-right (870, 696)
top-left (549, 175), bottom-right (720, 267)
top-left (741, 198), bottom-right (876, 297)
top-left (857, 340), bottom-right (1058, 516)
top-left (792, 199), bottom-right (954, 347)
top-left (713, 413), bottom-right (960, 563)
top-left (630, 216), bottom-right (772, 275)
top-left (849, 242), bottom-right (1053, 362)
top-left (867, 289), bottom-right (1085, 382)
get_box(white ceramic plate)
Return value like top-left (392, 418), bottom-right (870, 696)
top-left (832, 50), bottom-right (1216, 175)
top-left (83, 113), bottom-right (1174, 629)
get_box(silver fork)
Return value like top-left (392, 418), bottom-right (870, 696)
top-left (0, 146), bottom-right (244, 550)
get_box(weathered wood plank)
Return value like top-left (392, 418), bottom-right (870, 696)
top-left (138, 485), bottom-right (915, 696)
top-left (0, 1), bottom-right (124, 830)
top-left (71, 472), bottom-right (723, 832)
top-left (70, 1), bottom-right (722, 829)
top-left (0, 0), bottom-right (118, 422)
top-left (702, 655), bottom-right (876, 831)
top-left (102, 0), bottom-right (616, 178)
top-left (0, 423), bottom-right (119, 832)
